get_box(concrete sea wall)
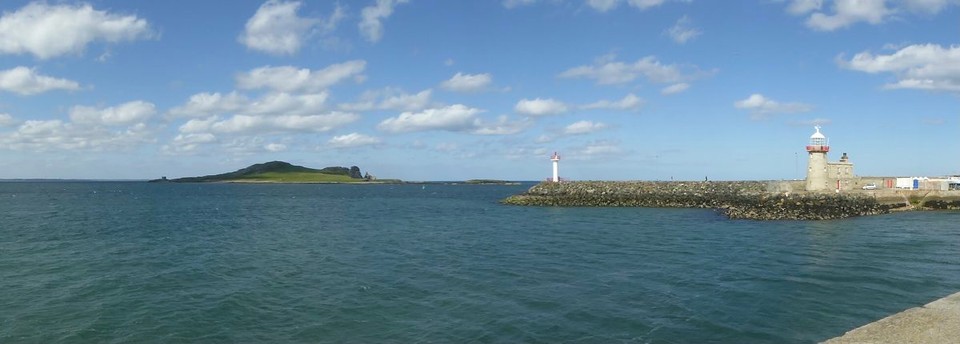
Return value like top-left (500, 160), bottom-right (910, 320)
top-left (501, 181), bottom-right (912, 220)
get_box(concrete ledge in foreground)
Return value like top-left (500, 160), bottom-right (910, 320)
top-left (822, 291), bottom-right (960, 344)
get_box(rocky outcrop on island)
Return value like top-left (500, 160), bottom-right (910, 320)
top-left (501, 181), bottom-right (910, 220)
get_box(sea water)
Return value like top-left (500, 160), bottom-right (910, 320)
top-left (1, 182), bottom-right (959, 343)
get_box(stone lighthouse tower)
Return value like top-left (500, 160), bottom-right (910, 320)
top-left (805, 126), bottom-right (830, 191)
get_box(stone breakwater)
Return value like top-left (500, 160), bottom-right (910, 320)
top-left (501, 181), bottom-right (903, 220)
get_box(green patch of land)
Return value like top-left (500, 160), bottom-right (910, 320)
top-left (150, 161), bottom-right (391, 184)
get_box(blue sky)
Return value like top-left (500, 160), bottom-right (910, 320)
top-left (0, 0), bottom-right (957, 181)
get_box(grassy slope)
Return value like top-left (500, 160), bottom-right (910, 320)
top-left (234, 171), bottom-right (362, 183)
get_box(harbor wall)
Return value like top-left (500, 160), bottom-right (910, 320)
top-left (500, 181), bottom-right (960, 220)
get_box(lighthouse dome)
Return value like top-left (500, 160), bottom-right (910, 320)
top-left (810, 126), bottom-right (825, 139)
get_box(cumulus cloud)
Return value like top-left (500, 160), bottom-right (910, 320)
top-left (0, 2), bottom-right (152, 59)
top-left (783, 0), bottom-right (956, 31)
top-left (566, 140), bottom-right (625, 161)
top-left (582, 93), bottom-right (643, 110)
top-left (328, 133), bottom-right (382, 148)
top-left (236, 60), bottom-right (366, 93)
top-left (338, 88), bottom-right (432, 112)
top-left (786, 0), bottom-right (823, 14)
top-left (377, 104), bottom-right (483, 133)
top-left (515, 98), bottom-right (569, 116)
top-left (168, 92), bottom-right (249, 118)
top-left (359, 0), bottom-right (409, 43)
top-left (180, 112), bottom-right (358, 135)
top-left (169, 91), bottom-right (328, 118)
top-left (472, 115), bottom-right (531, 135)
top-left (564, 120), bottom-right (608, 135)
top-left (165, 133), bottom-right (218, 153)
top-left (69, 101), bottom-right (156, 126)
top-left (841, 43), bottom-right (960, 93)
top-left (661, 82), bottom-right (690, 95)
top-left (0, 67), bottom-right (81, 95)
top-left (559, 54), bottom-right (709, 85)
top-left (239, 0), bottom-right (341, 55)
top-left (0, 113), bottom-right (18, 127)
top-left (586, 0), bottom-right (668, 11)
top-left (734, 94), bottom-right (813, 120)
top-left (806, 0), bottom-right (890, 31)
top-left (0, 119), bottom-right (153, 152)
top-left (665, 15), bottom-right (701, 44)
top-left (502, 0), bottom-right (538, 8)
top-left (441, 72), bottom-right (493, 93)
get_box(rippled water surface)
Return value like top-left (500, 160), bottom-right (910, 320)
top-left (2, 182), bottom-right (959, 343)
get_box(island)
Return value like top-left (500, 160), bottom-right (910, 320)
top-left (149, 161), bottom-right (400, 184)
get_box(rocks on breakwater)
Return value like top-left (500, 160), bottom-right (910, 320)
top-left (501, 181), bottom-right (892, 220)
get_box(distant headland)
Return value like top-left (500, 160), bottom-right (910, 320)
top-left (149, 161), bottom-right (401, 184)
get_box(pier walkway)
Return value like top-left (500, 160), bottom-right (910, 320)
top-left (823, 291), bottom-right (960, 343)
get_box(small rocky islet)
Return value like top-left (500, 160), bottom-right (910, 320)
top-left (501, 181), bottom-right (960, 220)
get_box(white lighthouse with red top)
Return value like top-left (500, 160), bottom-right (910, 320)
top-left (551, 152), bottom-right (561, 182)
top-left (805, 126), bottom-right (830, 191)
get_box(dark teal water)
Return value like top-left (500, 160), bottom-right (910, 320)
top-left (1, 182), bottom-right (959, 343)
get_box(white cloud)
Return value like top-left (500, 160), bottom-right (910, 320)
top-left (378, 104), bottom-right (483, 133)
top-left (806, 0), bottom-right (891, 31)
top-left (0, 67), bottom-right (81, 95)
top-left (379, 89), bottom-right (432, 111)
top-left (786, 0), bottom-right (957, 30)
top-left (0, 2), bottom-right (152, 59)
top-left (786, 0), bottom-right (823, 14)
top-left (359, 0), bottom-right (409, 43)
top-left (515, 98), bottom-right (569, 116)
top-left (70, 101), bottom-right (156, 126)
top-left (168, 92), bottom-right (249, 118)
top-left (665, 15), bottom-right (701, 44)
top-left (661, 82), bottom-right (690, 95)
top-left (586, 0), bottom-right (668, 11)
top-left (559, 55), bottom-right (708, 85)
top-left (338, 88), bottom-right (432, 112)
top-left (903, 0), bottom-right (952, 13)
top-left (564, 120), bottom-right (608, 135)
top-left (245, 92), bottom-right (329, 116)
top-left (239, 0), bottom-right (323, 55)
top-left (328, 133), bottom-right (382, 148)
top-left (441, 72), bottom-right (493, 93)
top-left (165, 133), bottom-right (218, 153)
top-left (628, 0), bottom-right (668, 10)
top-left (734, 94), bottom-right (813, 120)
top-left (236, 60), bottom-right (366, 93)
top-left (503, 0), bottom-right (538, 8)
top-left (472, 115), bottom-right (531, 135)
top-left (582, 93), bottom-right (644, 110)
top-left (567, 140), bottom-right (625, 161)
top-left (0, 119), bottom-right (153, 152)
top-left (0, 113), bottom-right (18, 127)
top-left (841, 44), bottom-right (960, 93)
top-left (169, 91), bottom-right (329, 118)
top-left (587, 0), bottom-right (621, 11)
top-left (265, 143), bottom-right (288, 152)
top-left (202, 112), bottom-right (358, 134)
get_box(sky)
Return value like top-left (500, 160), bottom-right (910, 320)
top-left (0, 0), bottom-right (957, 181)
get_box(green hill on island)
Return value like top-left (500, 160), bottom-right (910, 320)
top-left (153, 161), bottom-right (378, 183)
